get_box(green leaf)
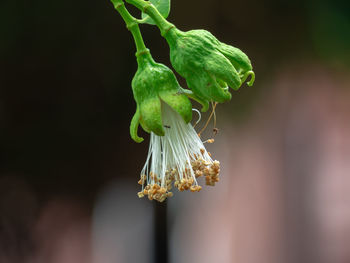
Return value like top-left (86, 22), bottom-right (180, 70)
top-left (141, 0), bottom-right (170, 25)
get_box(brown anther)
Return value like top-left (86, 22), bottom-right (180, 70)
top-left (200, 148), bottom-right (205, 155)
top-left (206, 139), bottom-right (215, 143)
top-left (195, 170), bottom-right (203, 178)
top-left (213, 128), bottom-right (219, 136)
top-left (213, 160), bottom-right (220, 167)
top-left (209, 169), bottom-right (217, 176)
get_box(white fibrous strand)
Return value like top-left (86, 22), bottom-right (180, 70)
top-left (137, 103), bottom-right (220, 202)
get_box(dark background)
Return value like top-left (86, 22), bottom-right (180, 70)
top-left (0, 0), bottom-right (349, 263)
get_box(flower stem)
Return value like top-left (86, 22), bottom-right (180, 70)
top-left (125, 0), bottom-right (175, 37)
top-left (154, 201), bottom-right (168, 263)
top-left (111, 0), bottom-right (148, 55)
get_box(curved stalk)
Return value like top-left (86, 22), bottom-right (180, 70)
top-left (111, 0), bottom-right (148, 54)
top-left (125, 0), bottom-right (175, 36)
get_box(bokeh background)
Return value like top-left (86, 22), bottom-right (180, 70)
top-left (1, 0), bottom-right (350, 262)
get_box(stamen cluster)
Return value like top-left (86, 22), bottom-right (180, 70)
top-left (137, 103), bottom-right (220, 202)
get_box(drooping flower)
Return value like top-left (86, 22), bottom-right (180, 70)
top-left (163, 27), bottom-right (255, 111)
top-left (137, 102), bottom-right (220, 202)
top-left (130, 49), bottom-right (192, 142)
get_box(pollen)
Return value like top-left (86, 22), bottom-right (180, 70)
top-left (136, 103), bottom-right (221, 202)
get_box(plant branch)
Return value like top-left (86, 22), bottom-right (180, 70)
top-left (111, 0), bottom-right (148, 54)
top-left (125, 0), bottom-right (175, 36)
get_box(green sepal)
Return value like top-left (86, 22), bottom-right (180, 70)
top-left (217, 42), bottom-right (252, 72)
top-left (130, 106), bottom-right (144, 143)
top-left (159, 89), bottom-right (192, 123)
top-left (140, 96), bottom-right (164, 136)
top-left (180, 88), bottom-right (210, 112)
top-left (217, 42), bottom-right (255, 86)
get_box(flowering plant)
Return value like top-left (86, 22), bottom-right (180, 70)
top-left (110, 0), bottom-right (254, 202)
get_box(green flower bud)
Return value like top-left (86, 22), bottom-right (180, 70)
top-left (164, 28), bottom-right (255, 112)
top-left (130, 49), bottom-right (192, 143)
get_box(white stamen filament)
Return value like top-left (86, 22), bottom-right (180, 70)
top-left (137, 102), bottom-right (220, 202)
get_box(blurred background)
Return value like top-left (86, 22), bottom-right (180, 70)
top-left (0, 0), bottom-right (350, 262)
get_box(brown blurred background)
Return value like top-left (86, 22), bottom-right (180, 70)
top-left (0, 0), bottom-right (350, 262)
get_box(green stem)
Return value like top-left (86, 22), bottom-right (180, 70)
top-left (125, 0), bottom-right (175, 37)
top-left (111, 0), bottom-right (148, 54)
